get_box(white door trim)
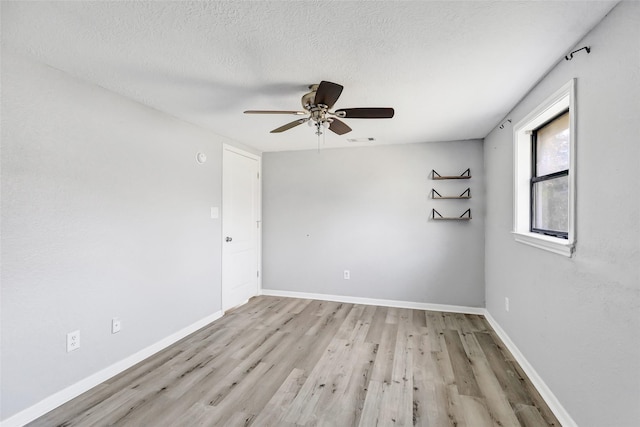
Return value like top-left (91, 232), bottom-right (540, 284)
top-left (221, 144), bottom-right (261, 311)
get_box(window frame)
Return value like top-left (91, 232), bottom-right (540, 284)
top-left (513, 79), bottom-right (576, 257)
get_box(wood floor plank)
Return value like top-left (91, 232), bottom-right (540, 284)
top-left (459, 395), bottom-right (494, 427)
top-left (412, 308), bottom-right (428, 331)
top-left (304, 301), bottom-right (350, 336)
top-left (445, 383), bottom-right (469, 427)
top-left (223, 335), bottom-right (327, 422)
top-left (443, 312), bottom-right (460, 330)
top-left (278, 299), bottom-right (324, 335)
top-left (24, 384), bottom-right (111, 427)
top-left (385, 306), bottom-right (399, 324)
top-left (444, 329), bottom-right (482, 397)
top-left (460, 329), bottom-right (485, 359)
top-left (335, 304), bottom-right (367, 341)
top-left (203, 336), bottom-right (286, 407)
top-left (283, 337), bottom-right (355, 424)
top-left (251, 368), bottom-right (307, 427)
top-left (372, 311), bottom-right (415, 426)
top-left (378, 380), bottom-right (414, 426)
top-left (466, 313), bottom-right (489, 332)
top-left (200, 361), bottom-right (274, 426)
top-left (514, 402), bottom-right (551, 427)
top-left (364, 305), bottom-right (387, 344)
top-left (510, 358), bottom-right (562, 426)
top-left (28, 296), bottom-right (560, 427)
top-left (475, 331), bottom-right (534, 407)
top-left (369, 321), bottom-right (399, 384)
top-left (426, 311), bottom-right (445, 352)
top-left (310, 341), bottom-right (377, 426)
top-left (470, 355), bottom-right (523, 427)
top-left (225, 411), bottom-right (255, 427)
top-left (358, 379), bottom-right (384, 427)
top-left (41, 388), bottom-right (140, 427)
top-left (412, 333), bottom-right (441, 426)
top-left (452, 313), bottom-right (477, 333)
top-left (340, 342), bottom-right (378, 426)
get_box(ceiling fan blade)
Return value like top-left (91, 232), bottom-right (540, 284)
top-left (328, 118), bottom-right (352, 135)
top-left (314, 81), bottom-right (343, 109)
top-left (334, 108), bottom-right (395, 119)
top-left (244, 110), bottom-right (306, 115)
top-left (270, 118), bottom-right (309, 133)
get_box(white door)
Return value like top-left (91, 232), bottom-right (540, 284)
top-left (222, 145), bottom-right (260, 312)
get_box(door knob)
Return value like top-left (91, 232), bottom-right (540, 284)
top-left (226, 237), bottom-right (233, 242)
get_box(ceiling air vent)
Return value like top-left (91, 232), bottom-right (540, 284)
top-left (347, 137), bottom-right (376, 143)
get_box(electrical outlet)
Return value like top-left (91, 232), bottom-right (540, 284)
top-left (344, 270), bottom-right (350, 280)
top-left (505, 297), bottom-right (510, 312)
top-left (112, 318), bottom-right (121, 334)
top-left (67, 330), bottom-right (80, 352)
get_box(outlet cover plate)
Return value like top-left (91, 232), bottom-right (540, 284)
top-left (67, 330), bottom-right (80, 352)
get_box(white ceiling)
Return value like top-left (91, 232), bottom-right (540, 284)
top-left (2, 1), bottom-right (617, 152)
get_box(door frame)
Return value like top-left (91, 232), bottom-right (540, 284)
top-left (221, 144), bottom-right (262, 312)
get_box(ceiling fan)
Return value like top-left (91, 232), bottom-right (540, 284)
top-left (244, 81), bottom-right (394, 136)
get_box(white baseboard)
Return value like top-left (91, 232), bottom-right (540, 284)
top-left (483, 311), bottom-right (577, 427)
top-left (1, 311), bottom-right (223, 427)
top-left (260, 288), bottom-right (485, 315)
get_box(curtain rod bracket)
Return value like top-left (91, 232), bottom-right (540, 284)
top-left (565, 46), bottom-right (591, 61)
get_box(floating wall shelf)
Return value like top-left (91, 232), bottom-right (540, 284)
top-left (431, 208), bottom-right (472, 220)
top-left (431, 188), bottom-right (471, 199)
top-left (432, 168), bottom-right (471, 180)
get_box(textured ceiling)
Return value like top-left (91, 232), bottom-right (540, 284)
top-left (2, 1), bottom-right (617, 152)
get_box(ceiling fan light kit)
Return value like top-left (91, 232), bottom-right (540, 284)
top-left (244, 81), bottom-right (394, 140)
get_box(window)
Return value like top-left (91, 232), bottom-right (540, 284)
top-left (531, 111), bottom-right (569, 238)
top-left (513, 80), bottom-right (575, 256)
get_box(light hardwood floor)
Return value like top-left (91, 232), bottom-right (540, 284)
top-left (29, 296), bottom-right (559, 426)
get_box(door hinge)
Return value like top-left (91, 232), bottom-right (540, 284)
top-left (257, 172), bottom-right (260, 179)
top-left (257, 270), bottom-right (260, 278)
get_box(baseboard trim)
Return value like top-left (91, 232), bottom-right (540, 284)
top-left (483, 311), bottom-right (577, 427)
top-left (260, 289), bottom-right (485, 315)
top-left (1, 311), bottom-right (223, 427)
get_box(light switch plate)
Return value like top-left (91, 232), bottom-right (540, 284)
top-left (112, 318), bottom-right (121, 334)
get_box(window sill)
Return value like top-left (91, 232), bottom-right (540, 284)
top-left (512, 231), bottom-right (575, 257)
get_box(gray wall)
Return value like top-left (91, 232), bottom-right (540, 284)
top-left (484, 2), bottom-right (640, 426)
top-left (263, 141), bottom-right (485, 307)
top-left (0, 52), bottom-right (228, 419)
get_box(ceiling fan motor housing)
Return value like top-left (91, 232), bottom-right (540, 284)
top-left (301, 88), bottom-right (317, 111)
